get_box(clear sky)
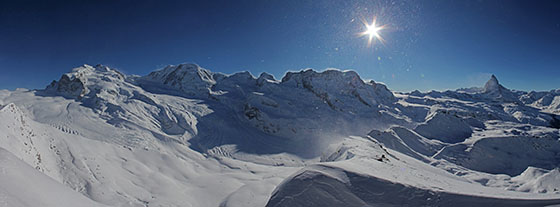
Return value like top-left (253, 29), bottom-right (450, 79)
top-left (1, 0), bottom-right (559, 92)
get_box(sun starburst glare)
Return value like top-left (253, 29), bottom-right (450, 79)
top-left (360, 16), bottom-right (386, 46)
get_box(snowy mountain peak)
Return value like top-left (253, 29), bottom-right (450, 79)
top-left (44, 64), bottom-right (126, 99)
top-left (280, 69), bottom-right (395, 107)
top-left (258, 72), bottom-right (275, 80)
top-left (483, 74), bottom-right (501, 92)
top-left (280, 69), bottom-right (372, 92)
top-left (146, 63), bottom-right (214, 84)
top-left (257, 72), bottom-right (277, 86)
top-left (281, 69), bottom-right (362, 85)
top-left (481, 74), bottom-right (518, 102)
top-left (69, 64), bottom-right (121, 76)
top-left (93, 64), bottom-right (112, 72)
top-left (138, 63), bottom-right (216, 97)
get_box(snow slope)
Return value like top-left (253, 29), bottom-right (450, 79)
top-left (0, 91), bottom-right (297, 207)
top-left (0, 147), bottom-right (106, 207)
top-left (1, 64), bottom-right (560, 206)
top-left (268, 136), bottom-right (560, 206)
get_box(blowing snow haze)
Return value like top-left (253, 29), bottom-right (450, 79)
top-left (1, 1), bottom-right (560, 207)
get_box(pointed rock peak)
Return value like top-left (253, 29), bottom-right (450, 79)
top-left (480, 74), bottom-right (519, 102)
top-left (483, 74), bottom-right (502, 93)
top-left (488, 74), bottom-right (498, 84)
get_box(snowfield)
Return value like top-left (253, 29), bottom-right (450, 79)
top-left (1, 63), bottom-right (560, 206)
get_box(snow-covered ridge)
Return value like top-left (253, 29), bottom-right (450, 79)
top-left (281, 69), bottom-right (395, 109)
top-left (137, 63), bottom-right (216, 97)
top-left (41, 63), bottom-right (402, 157)
top-left (45, 64), bottom-right (125, 99)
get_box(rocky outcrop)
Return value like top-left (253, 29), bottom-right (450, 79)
top-left (482, 75), bottom-right (518, 102)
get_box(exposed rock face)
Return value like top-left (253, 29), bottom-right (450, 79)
top-left (49, 74), bottom-right (87, 98)
top-left (46, 65), bottom-right (90, 99)
top-left (482, 75), bottom-right (518, 102)
top-left (483, 75), bottom-right (500, 93)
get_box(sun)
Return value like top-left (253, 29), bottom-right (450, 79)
top-left (360, 17), bottom-right (386, 46)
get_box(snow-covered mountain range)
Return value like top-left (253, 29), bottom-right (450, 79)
top-left (1, 63), bottom-right (560, 206)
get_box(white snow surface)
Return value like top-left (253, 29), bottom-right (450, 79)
top-left (1, 64), bottom-right (560, 206)
top-left (0, 147), bottom-right (106, 207)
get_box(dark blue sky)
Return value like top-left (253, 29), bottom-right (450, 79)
top-left (1, 0), bottom-right (559, 91)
